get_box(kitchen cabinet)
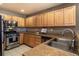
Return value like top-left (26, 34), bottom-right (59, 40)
top-left (23, 34), bottom-right (29, 45)
top-left (4, 15), bottom-right (12, 21)
top-left (28, 35), bottom-right (36, 47)
top-left (23, 34), bottom-right (41, 47)
top-left (17, 17), bottom-right (25, 27)
top-left (43, 13), bottom-right (48, 27)
top-left (35, 36), bottom-right (42, 45)
top-left (47, 11), bottom-right (54, 26)
top-left (64, 6), bottom-right (76, 26)
top-left (19, 33), bottom-right (24, 44)
top-left (25, 18), bottom-right (29, 27)
top-left (12, 16), bottom-right (18, 21)
top-left (26, 16), bottom-right (36, 27)
top-left (36, 14), bottom-right (42, 27)
top-left (25, 5), bottom-right (76, 27)
top-left (26, 17), bottom-right (32, 27)
top-left (54, 9), bottom-right (64, 26)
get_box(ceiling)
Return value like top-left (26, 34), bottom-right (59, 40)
top-left (0, 3), bottom-right (62, 15)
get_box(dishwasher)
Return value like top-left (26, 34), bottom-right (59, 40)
top-left (41, 36), bottom-right (51, 42)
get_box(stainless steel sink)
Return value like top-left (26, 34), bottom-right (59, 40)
top-left (47, 38), bottom-right (72, 52)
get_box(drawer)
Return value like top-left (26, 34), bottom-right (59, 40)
top-left (35, 41), bottom-right (41, 44)
top-left (36, 39), bottom-right (41, 42)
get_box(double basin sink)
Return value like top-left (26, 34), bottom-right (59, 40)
top-left (46, 37), bottom-right (73, 52)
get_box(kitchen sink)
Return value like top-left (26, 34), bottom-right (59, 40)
top-left (47, 38), bottom-right (72, 52)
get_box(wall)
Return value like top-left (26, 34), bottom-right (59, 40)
top-left (0, 8), bottom-right (26, 18)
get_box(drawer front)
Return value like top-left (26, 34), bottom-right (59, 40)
top-left (35, 39), bottom-right (41, 42)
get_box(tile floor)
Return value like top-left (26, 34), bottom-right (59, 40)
top-left (4, 45), bottom-right (32, 56)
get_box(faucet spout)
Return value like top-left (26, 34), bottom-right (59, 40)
top-left (62, 28), bottom-right (75, 38)
top-left (61, 28), bottom-right (77, 52)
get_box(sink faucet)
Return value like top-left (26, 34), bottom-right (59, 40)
top-left (62, 28), bottom-right (75, 38)
top-left (62, 28), bottom-right (77, 52)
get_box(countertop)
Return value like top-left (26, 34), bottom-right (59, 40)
top-left (24, 32), bottom-right (76, 40)
top-left (23, 39), bottom-right (78, 56)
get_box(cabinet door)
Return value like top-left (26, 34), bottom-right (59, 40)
top-left (19, 33), bottom-right (24, 44)
top-left (29, 35), bottom-right (41, 47)
top-left (43, 13), bottom-right (48, 27)
top-left (54, 9), bottom-right (64, 26)
top-left (36, 14), bottom-right (41, 27)
top-left (4, 15), bottom-right (12, 21)
top-left (47, 11), bottom-right (55, 26)
top-left (35, 36), bottom-right (41, 46)
top-left (28, 35), bottom-right (36, 47)
top-left (26, 17), bottom-right (34, 27)
top-left (28, 17), bottom-right (34, 27)
top-left (64, 6), bottom-right (76, 26)
top-left (23, 34), bottom-right (29, 45)
top-left (17, 17), bottom-right (25, 27)
top-left (25, 18), bottom-right (29, 27)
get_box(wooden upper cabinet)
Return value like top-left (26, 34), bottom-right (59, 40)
top-left (12, 16), bottom-right (16, 22)
top-left (43, 13), bottom-right (48, 27)
top-left (14, 16), bottom-right (25, 27)
top-left (28, 17), bottom-right (32, 27)
top-left (26, 16), bottom-right (35, 27)
top-left (25, 18), bottom-right (29, 27)
top-left (25, 5), bottom-right (76, 27)
top-left (47, 11), bottom-right (54, 26)
top-left (36, 14), bottom-right (42, 27)
top-left (18, 17), bottom-right (25, 27)
top-left (64, 6), bottom-right (76, 26)
top-left (4, 15), bottom-right (12, 21)
top-left (54, 9), bottom-right (64, 26)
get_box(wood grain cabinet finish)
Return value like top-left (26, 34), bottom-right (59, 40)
top-left (43, 13), bottom-right (48, 27)
top-left (19, 33), bottom-right (24, 44)
top-left (23, 34), bottom-right (30, 45)
top-left (47, 11), bottom-right (55, 26)
top-left (23, 34), bottom-right (41, 47)
top-left (25, 18), bottom-right (29, 27)
top-left (4, 15), bottom-right (12, 21)
top-left (54, 9), bottom-right (64, 26)
top-left (17, 17), bottom-right (25, 27)
top-left (26, 16), bottom-right (36, 27)
top-left (36, 14), bottom-right (43, 27)
top-left (25, 5), bottom-right (76, 27)
top-left (12, 16), bottom-right (18, 22)
top-left (64, 6), bottom-right (76, 26)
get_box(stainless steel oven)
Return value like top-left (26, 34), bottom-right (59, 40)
top-left (6, 34), bottom-right (19, 49)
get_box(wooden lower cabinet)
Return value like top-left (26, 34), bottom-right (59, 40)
top-left (19, 33), bottom-right (24, 44)
top-left (23, 34), bottom-right (41, 47)
top-left (23, 34), bottom-right (29, 45)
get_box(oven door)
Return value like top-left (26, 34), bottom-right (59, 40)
top-left (7, 35), bottom-right (18, 45)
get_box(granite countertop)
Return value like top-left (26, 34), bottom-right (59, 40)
top-left (24, 32), bottom-right (74, 40)
top-left (22, 39), bottom-right (78, 56)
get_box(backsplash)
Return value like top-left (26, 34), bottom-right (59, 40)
top-left (26, 27), bottom-right (79, 35)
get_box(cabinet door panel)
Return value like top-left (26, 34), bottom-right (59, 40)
top-left (12, 16), bottom-right (18, 21)
top-left (43, 13), bottom-right (48, 27)
top-left (47, 11), bottom-right (54, 26)
top-left (4, 15), bottom-right (12, 21)
top-left (17, 17), bottom-right (24, 27)
top-left (26, 16), bottom-right (36, 27)
top-left (25, 18), bottom-right (29, 27)
top-left (54, 9), bottom-right (64, 26)
top-left (19, 33), bottom-right (24, 44)
top-left (36, 14), bottom-right (41, 27)
top-left (23, 34), bottom-right (29, 45)
top-left (28, 17), bottom-right (33, 27)
top-left (64, 6), bottom-right (76, 26)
